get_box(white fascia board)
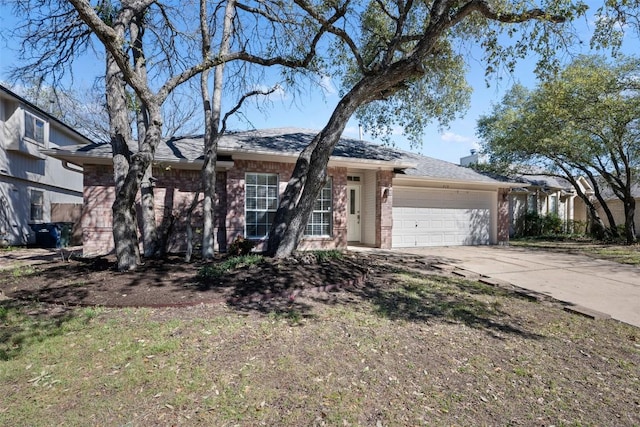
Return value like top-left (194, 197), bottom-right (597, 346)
top-left (393, 175), bottom-right (526, 191)
top-left (41, 149), bottom-right (234, 171)
top-left (223, 148), bottom-right (416, 170)
top-left (40, 149), bottom-right (111, 166)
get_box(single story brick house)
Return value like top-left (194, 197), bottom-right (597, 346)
top-left (45, 128), bottom-right (515, 256)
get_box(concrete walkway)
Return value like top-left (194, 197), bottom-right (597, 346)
top-left (393, 245), bottom-right (640, 328)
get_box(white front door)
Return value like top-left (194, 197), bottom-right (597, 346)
top-left (347, 185), bottom-right (361, 242)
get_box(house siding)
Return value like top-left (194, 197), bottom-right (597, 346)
top-left (0, 87), bottom-right (84, 246)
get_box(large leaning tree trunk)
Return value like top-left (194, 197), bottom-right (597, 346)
top-left (266, 0), bottom-right (569, 258)
top-left (267, 59), bottom-right (439, 257)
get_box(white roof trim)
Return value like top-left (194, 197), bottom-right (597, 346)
top-left (393, 175), bottom-right (525, 190)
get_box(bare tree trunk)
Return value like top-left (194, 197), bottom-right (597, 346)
top-left (623, 194), bottom-right (637, 244)
top-left (184, 192), bottom-right (201, 262)
top-left (106, 52), bottom-right (140, 270)
top-left (131, 12), bottom-right (158, 258)
top-left (199, 66), bottom-right (215, 259)
top-left (199, 0), bottom-right (235, 259)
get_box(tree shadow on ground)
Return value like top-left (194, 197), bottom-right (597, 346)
top-left (0, 299), bottom-right (81, 361)
top-left (210, 254), bottom-right (369, 319)
top-left (1, 251), bottom-right (545, 341)
top-left (343, 269), bottom-right (543, 340)
top-left (224, 254), bottom-right (544, 340)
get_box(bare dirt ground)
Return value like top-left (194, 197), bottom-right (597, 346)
top-left (0, 249), bottom-right (443, 310)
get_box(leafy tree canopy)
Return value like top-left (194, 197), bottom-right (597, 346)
top-left (477, 54), bottom-right (640, 242)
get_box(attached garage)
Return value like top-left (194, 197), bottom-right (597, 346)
top-left (392, 187), bottom-right (495, 247)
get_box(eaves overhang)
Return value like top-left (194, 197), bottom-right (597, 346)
top-left (219, 147), bottom-right (417, 170)
top-left (392, 174), bottom-right (528, 191)
top-left (43, 147), bottom-right (416, 172)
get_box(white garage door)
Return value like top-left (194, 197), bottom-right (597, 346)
top-left (392, 187), bottom-right (493, 247)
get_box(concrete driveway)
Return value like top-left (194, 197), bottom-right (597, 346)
top-left (394, 245), bottom-right (640, 328)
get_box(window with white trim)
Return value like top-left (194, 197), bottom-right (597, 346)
top-left (30, 190), bottom-right (44, 221)
top-left (305, 178), bottom-right (332, 236)
top-left (24, 111), bottom-right (45, 145)
top-left (245, 173), bottom-right (278, 238)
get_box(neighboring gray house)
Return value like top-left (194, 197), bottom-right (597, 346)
top-left (0, 85), bottom-right (90, 246)
top-left (47, 128), bottom-right (516, 255)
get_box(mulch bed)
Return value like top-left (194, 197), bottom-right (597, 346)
top-left (0, 251), bottom-right (445, 309)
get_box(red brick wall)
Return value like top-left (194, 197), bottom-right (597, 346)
top-left (82, 165), bottom-right (116, 255)
top-left (82, 161), bottom-right (350, 255)
top-left (376, 170), bottom-right (394, 249)
top-left (226, 160), bottom-right (347, 251)
top-left (497, 188), bottom-right (510, 244)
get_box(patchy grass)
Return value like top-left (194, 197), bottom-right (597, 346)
top-left (0, 262), bottom-right (638, 426)
top-left (9, 265), bottom-right (38, 278)
top-left (197, 254), bottom-right (264, 279)
top-left (511, 238), bottom-right (640, 265)
top-left (311, 249), bottom-right (344, 262)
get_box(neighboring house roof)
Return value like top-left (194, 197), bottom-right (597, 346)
top-left (513, 174), bottom-right (575, 192)
top-left (464, 163), bottom-right (578, 193)
top-left (594, 178), bottom-right (640, 200)
top-left (0, 84), bottom-right (94, 145)
top-left (44, 128), bottom-right (510, 187)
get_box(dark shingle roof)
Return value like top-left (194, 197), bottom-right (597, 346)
top-left (53, 128), bottom-right (505, 185)
top-left (513, 174), bottom-right (574, 191)
top-left (394, 150), bottom-right (503, 183)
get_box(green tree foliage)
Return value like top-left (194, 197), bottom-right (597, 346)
top-left (478, 55), bottom-right (640, 243)
top-left (266, 0), bottom-right (589, 257)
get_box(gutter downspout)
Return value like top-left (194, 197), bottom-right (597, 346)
top-left (62, 160), bottom-right (83, 174)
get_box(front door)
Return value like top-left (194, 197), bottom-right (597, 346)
top-left (347, 184), bottom-right (361, 242)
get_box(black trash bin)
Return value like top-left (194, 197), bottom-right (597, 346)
top-left (32, 223), bottom-right (61, 248)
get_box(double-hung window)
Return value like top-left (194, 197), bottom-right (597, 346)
top-left (245, 173), bottom-right (278, 238)
top-left (24, 112), bottom-right (45, 145)
top-left (305, 179), bottom-right (332, 237)
top-left (30, 190), bottom-right (44, 222)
